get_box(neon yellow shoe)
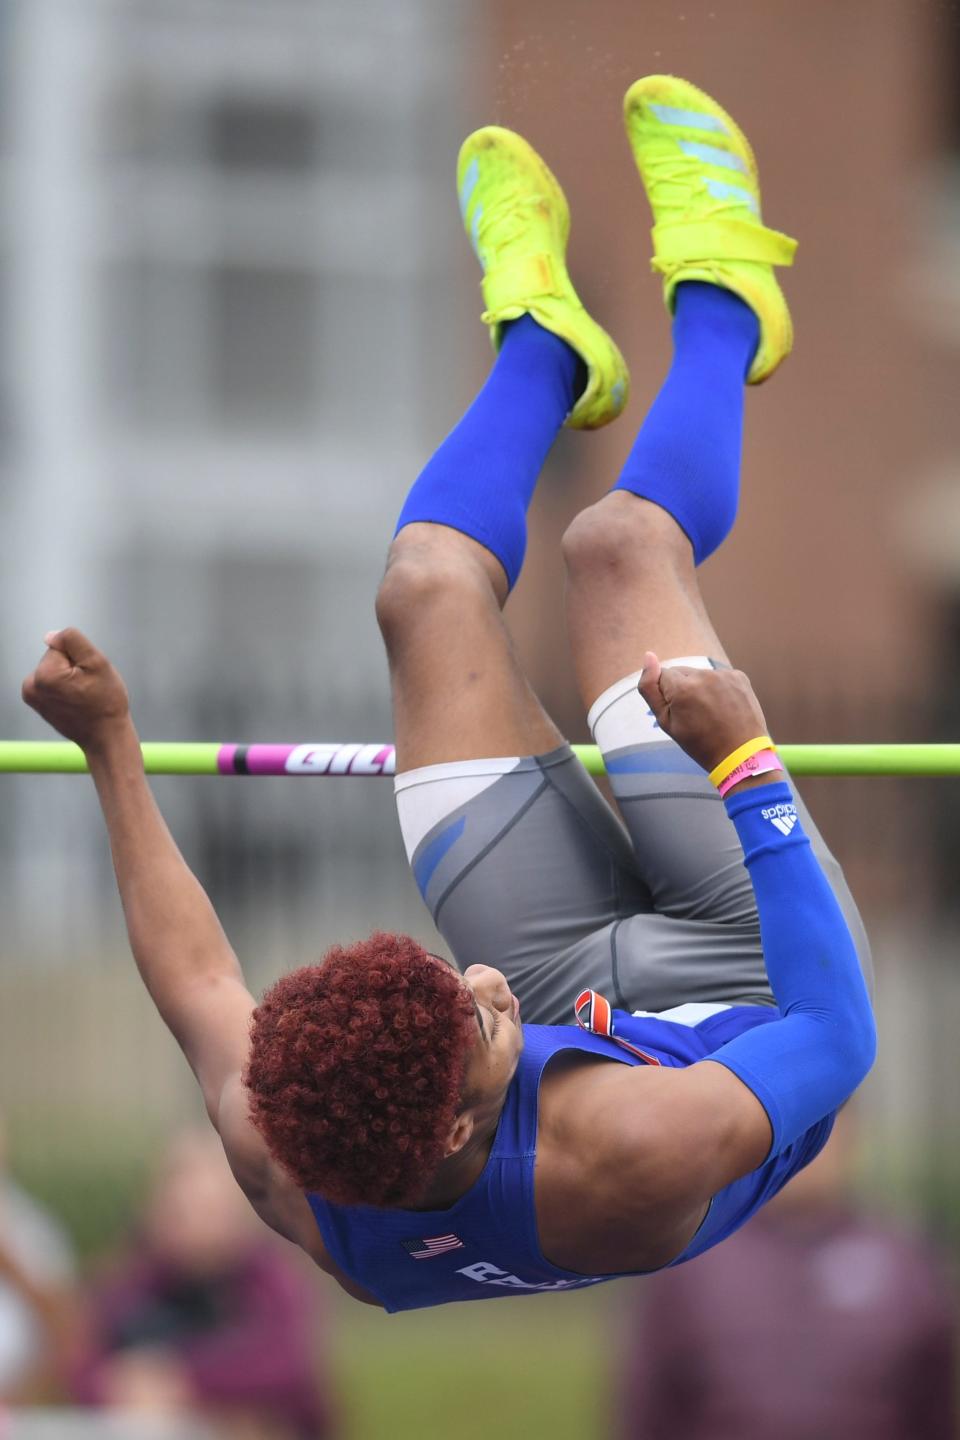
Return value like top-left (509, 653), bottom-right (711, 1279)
top-left (623, 76), bottom-right (796, 383)
top-left (457, 126), bottom-right (628, 429)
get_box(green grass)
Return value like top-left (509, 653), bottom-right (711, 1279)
top-left (331, 1287), bottom-right (613, 1440)
top-left (8, 1122), bottom-right (164, 1258)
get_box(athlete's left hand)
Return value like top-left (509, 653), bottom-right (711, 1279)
top-left (22, 627), bottom-right (132, 755)
top-left (638, 650), bottom-right (770, 773)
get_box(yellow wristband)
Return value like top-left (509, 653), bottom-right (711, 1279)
top-left (708, 735), bottom-right (775, 789)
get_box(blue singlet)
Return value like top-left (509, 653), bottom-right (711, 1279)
top-left (307, 1001), bottom-right (833, 1313)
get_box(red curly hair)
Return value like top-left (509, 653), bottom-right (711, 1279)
top-left (244, 932), bottom-right (478, 1207)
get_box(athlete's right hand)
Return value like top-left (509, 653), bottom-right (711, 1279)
top-left (638, 651), bottom-right (770, 775)
top-left (22, 628), bottom-right (132, 754)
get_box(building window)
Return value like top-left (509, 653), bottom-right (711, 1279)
top-left (206, 96), bottom-right (317, 173)
top-left (103, 83), bottom-right (319, 176)
top-left (210, 264), bottom-right (317, 423)
top-left (102, 258), bottom-right (319, 430)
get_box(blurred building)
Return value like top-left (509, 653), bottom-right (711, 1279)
top-left (0, 0), bottom-right (958, 1253)
top-left (0, 0), bottom-right (472, 970)
top-left (0, 0), bottom-right (481, 1194)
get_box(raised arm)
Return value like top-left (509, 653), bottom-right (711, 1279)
top-left (23, 631), bottom-right (252, 1116)
top-left (21, 630), bottom-right (391, 1306)
top-left (20, 631), bottom-right (310, 1245)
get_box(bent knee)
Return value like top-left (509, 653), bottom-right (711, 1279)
top-left (562, 495), bottom-right (691, 582)
top-left (375, 535), bottom-right (493, 647)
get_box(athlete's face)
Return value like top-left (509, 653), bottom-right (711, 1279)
top-left (458, 963), bottom-right (525, 1109)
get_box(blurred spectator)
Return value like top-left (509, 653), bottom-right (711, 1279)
top-left (617, 1109), bottom-right (957, 1440)
top-left (0, 1111), bottom-right (76, 1403)
top-left (68, 1129), bottom-right (334, 1440)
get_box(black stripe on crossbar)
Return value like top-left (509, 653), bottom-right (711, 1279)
top-left (233, 746), bottom-right (250, 775)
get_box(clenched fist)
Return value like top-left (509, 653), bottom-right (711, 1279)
top-left (638, 650), bottom-right (770, 775)
top-left (22, 628), bottom-right (131, 754)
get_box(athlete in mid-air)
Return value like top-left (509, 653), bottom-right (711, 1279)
top-left (23, 77), bottom-right (875, 1310)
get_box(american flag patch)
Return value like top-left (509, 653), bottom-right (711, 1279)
top-left (401, 1233), bottom-right (465, 1259)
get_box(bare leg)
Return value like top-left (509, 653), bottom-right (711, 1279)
top-left (562, 493), bottom-right (756, 929)
top-left (376, 523), bottom-right (564, 774)
top-left (563, 492), bottom-right (729, 715)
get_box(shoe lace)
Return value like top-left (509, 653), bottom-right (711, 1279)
top-left (643, 148), bottom-right (759, 225)
top-left (473, 187), bottom-right (552, 259)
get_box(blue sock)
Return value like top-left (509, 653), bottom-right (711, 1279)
top-left (394, 314), bottom-right (581, 590)
top-left (612, 282), bottom-right (760, 564)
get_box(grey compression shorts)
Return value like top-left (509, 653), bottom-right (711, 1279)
top-left (395, 661), bottom-right (873, 1026)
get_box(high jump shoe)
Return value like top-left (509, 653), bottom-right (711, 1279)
top-left (623, 75), bottom-right (796, 383)
top-left (457, 126), bottom-right (629, 429)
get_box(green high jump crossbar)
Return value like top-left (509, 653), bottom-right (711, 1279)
top-left (1, 741), bottom-right (959, 777)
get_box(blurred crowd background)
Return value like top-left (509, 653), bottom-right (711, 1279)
top-left (1, 0), bottom-right (959, 1435)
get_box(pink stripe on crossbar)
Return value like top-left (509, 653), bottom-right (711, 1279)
top-left (245, 745), bottom-right (300, 775)
top-left (217, 744), bottom-right (238, 775)
top-left (215, 743), bottom-right (398, 777)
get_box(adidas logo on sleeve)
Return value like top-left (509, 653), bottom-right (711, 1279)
top-left (760, 802), bottom-right (798, 837)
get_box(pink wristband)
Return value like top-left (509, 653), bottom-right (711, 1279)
top-left (716, 748), bottom-right (784, 798)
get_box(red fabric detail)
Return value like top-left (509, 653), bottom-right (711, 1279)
top-left (575, 989), bottom-right (594, 1028)
top-left (593, 993), bottom-right (612, 1037)
top-left (574, 989), bottom-right (661, 1065)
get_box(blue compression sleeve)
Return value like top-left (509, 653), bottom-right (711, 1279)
top-left (709, 781), bottom-right (876, 1156)
top-left (611, 283), bottom-right (759, 564)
